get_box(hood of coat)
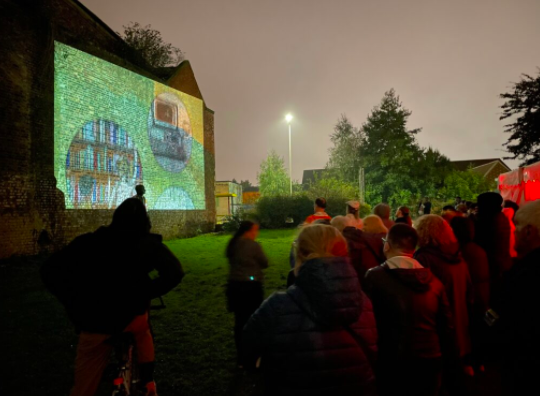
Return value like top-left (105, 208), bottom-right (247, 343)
top-left (383, 263), bottom-right (435, 293)
top-left (289, 256), bottom-right (362, 327)
top-left (385, 256), bottom-right (423, 269)
top-left (416, 243), bottom-right (462, 265)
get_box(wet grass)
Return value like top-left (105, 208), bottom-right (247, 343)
top-left (0, 229), bottom-right (296, 396)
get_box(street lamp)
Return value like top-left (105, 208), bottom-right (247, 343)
top-left (285, 113), bottom-right (293, 195)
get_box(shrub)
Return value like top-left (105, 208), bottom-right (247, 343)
top-left (256, 195), bottom-right (372, 229)
top-left (256, 195), bottom-right (312, 229)
top-left (222, 208), bottom-right (258, 233)
top-left (359, 203), bottom-right (372, 218)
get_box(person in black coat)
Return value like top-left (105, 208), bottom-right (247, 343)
top-left (243, 224), bottom-right (377, 396)
top-left (450, 216), bottom-right (490, 371)
top-left (474, 192), bottom-right (512, 304)
top-left (365, 224), bottom-right (457, 396)
top-left (500, 201), bottom-right (540, 395)
top-left (41, 198), bottom-right (184, 396)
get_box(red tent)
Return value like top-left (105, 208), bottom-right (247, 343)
top-left (499, 161), bottom-right (540, 204)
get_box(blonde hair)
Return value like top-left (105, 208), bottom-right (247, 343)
top-left (294, 224), bottom-right (348, 275)
top-left (330, 215), bottom-right (356, 232)
top-left (414, 214), bottom-right (457, 248)
top-left (363, 215), bottom-right (388, 234)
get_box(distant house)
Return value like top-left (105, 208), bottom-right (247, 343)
top-left (450, 158), bottom-right (511, 182)
top-left (302, 169), bottom-right (332, 187)
top-left (215, 181), bottom-right (243, 224)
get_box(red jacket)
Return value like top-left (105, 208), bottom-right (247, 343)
top-left (414, 245), bottom-right (473, 357)
top-left (365, 262), bottom-right (456, 361)
top-left (304, 212), bottom-right (332, 224)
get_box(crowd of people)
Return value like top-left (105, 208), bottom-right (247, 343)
top-left (227, 194), bottom-right (540, 396)
top-left (39, 192), bottom-right (540, 396)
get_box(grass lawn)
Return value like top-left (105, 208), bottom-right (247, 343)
top-left (0, 229), bottom-right (296, 396)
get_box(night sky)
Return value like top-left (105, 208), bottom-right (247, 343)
top-left (81, 0), bottom-right (540, 183)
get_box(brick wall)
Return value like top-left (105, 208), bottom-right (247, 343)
top-left (0, 0), bottom-right (216, 258)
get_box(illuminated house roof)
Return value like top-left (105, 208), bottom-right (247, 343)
top-left (450, 158), bottom-right (511, 181)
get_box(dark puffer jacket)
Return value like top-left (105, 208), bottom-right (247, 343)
top-left (414, 245), bottom-right (473, 357)
top-left (243, 257), bottom-right (377, 396)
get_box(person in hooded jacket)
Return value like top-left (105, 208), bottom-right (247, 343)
top-left (41, 198), bottom-right (184, 396)
top-left (243, 224), bottom-right (378, 396)
top-left (331, 216), bottom-right (386, 284)
top-left (414, 215), bottom-right (474, 376)
top-left (364, 224), bottom-right (457, 396)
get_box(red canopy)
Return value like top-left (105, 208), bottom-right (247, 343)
top-left (499, 161), bottom-right (540, 204)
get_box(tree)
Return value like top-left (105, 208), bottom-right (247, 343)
top-left (500, 70), bottom-right (540, 166)
top-left (439, 170), bottom-right (496, 201)
top-left (416, 147), bottom-right (452, 197)
top-left (358, 89), bottom-right (424, 207)
top-left (119, 22), bottom-right (184, 68)
top-left (257, 151), bottom-right (290, 196)
top-left (239, 180), bottom-right (258, 192)
top-left (306, 174), bottom-right (358, 201)
top-left (327, 115), bottom-right (362, 182)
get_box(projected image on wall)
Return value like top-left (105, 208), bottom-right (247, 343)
top-left (148, 93), bottom-right (193, 173)
top-left (65, 120), bottom-right (143, 209)
top-left (54, 42), bottom-right (205, 210)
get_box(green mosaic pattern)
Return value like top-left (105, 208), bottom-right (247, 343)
top-left (54, 41), bottom-right (205, 210)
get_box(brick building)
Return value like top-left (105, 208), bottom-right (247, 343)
top-left (0, 0), bottom-right (216, 258)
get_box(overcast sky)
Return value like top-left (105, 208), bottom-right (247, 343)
top-left (81, 0), bottom-right (540, 183)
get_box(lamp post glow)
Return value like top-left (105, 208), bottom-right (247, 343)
top-left (285, 114), bottom-right (293, 195)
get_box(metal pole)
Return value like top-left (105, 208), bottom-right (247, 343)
top-left (288, 123), bottom-right (293, 195)
top-left (359, 168), bottom-right (365, 204)
top-left (359, 168), bottom-right (361, 202)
